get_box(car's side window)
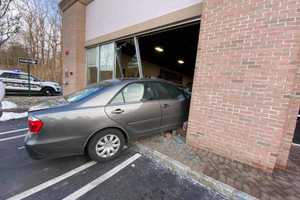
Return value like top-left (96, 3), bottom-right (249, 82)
top-left (8, 73), bottom-right (19, 79)
top-left (163, 83), bottom-right (184, 99)
top-left (110, 82), bottom-right (156, 105)
top-left (152, 82), bottom-right (184, 100)
top-left (110, 92), bottom-right (124, 105)
top-left (123, 83), bottom-right (144, 103)
top-left (151, 82), bottom-right (171, 100)
top-left (17, 74), bottom-right (28, 80)
top-left (0, 72), bottom-right (10, 78)
top-left (143, 83), bottom-right (155, 101)
top-left (31, 75), bottom-right (39, 81)
top-left (1, 73), bottom-right (16, 79)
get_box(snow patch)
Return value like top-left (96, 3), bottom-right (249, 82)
top-left (1, 101), bottom-right (18, 109)
top-left (0, 112), bottom-right (28, 121)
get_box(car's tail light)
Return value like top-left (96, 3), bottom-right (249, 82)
top-left (28, 116), bottom-right (43, 134)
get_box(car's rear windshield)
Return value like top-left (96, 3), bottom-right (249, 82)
top-left (65, 82), bottom-right (112, 103)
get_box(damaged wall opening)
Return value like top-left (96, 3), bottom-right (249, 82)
top-left (138, 22), bottom-right (200, 91)
top-left (293, 112), bottom-right (300, 144)
top-left (86, 21), bottom-right (201, 94)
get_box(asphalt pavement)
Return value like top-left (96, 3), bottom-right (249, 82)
top-left (0, 118), bottom-right (225, 200)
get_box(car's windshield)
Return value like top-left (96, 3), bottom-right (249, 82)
top-left (31, 75), bottom-right (40, 81)
top-left (65, 81), bottom-right (112, 103)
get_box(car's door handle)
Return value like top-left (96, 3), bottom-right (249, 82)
top-left (111, 108), bottom-right (124, 114)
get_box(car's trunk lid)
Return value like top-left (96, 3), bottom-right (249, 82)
top-left (29, 97), bottom-right (68, 112)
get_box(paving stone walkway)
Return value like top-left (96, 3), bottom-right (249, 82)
top-left (138, 134), bottom-right (300, 200)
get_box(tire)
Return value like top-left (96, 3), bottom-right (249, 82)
top-left (42, 87), bottom-right (54, 96)
top-left (87, 129), bottom-right (125, 162)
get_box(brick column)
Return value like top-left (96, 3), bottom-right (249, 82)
top-left (276, 67), bottom-right (300, 169)
top-left (187, 0), bottom-right (300, 172)
top-left (60, 0), bottom-right (87, 94)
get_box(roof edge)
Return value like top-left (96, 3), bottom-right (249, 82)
top-left (59, 0), bottom-right (93, 12)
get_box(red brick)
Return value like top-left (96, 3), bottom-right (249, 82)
top-left (187, 0), bottom-right (300, 172)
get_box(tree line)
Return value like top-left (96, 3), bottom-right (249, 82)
top-left (0, 0), bottom-right (62, 83)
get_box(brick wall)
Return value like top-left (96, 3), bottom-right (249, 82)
top-left (187, 0), bottom-right (300, 171)
top-left (61, 1), bottom-right (86, 95)
top-left (276, 65), bottom-right (300, 168)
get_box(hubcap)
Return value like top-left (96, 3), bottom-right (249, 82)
top-left (95, 134), bottom-right (120, 158)
top-left (45, 90), bottom-right (51, 96)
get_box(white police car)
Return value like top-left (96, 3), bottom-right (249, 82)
top-left (0, 70), bottom-right (62, 96)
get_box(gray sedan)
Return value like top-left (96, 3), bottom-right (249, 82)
top-left (25, 79), bottom-right (190, 161)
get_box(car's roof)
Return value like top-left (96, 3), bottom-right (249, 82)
top-left (83, 78), bottom-right (177, 96)
top-left (0, 69), bottom-right (27, 75)
top-left (108, 78), bottom-right (175, 85)
top-left (87, 78), bottom-right (179, 91)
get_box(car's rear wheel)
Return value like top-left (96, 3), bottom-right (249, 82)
top-left (42, 87), bottom-right (54, 96)
top-left (87, 129), bottom-right (125, 162)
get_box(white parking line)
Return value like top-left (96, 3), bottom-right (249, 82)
top-left (6, 161), bottom-right (97, 200)
top-left (0, 128), bottom-right (28, 136)
top-left (0, 134), bottom-right (27, 142)
top-left (17, 146), bottom-right (25, 150)
top-left (63, 153), bottom-right (142, 200)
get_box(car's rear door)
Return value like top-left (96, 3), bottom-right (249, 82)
top-left (152, 82), bottom-right (188, 132)
top-left (3, 72), bottom-right (25, 91)
top-left (105, 82), bottom-right (162, 138)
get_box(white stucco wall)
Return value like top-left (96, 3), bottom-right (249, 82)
top-left (86, 0), bottom-right (202, 41)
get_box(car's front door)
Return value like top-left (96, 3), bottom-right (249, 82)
top-left (17, 74), bottom-right (41, 92)
top-left (105, 82), bottom-right (162, 138)
top-left (152, 82), bottom-right (188, 132)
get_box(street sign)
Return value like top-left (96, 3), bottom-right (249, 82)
top-left (18, 58), bottom-right (38, 65)
top-left (18, 58), bottom-right (38, 96)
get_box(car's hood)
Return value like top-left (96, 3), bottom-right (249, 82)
top-left (29, 98), bottom-right (68, 112)
top-left (41, 81), bottom-right (58, 84)
top-left (40, 81), bottom-right (60, 86)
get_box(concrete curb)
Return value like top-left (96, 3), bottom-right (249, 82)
top-left (134, 143), bottom-right (258, 200)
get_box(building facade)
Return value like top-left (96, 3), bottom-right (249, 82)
top-left (59, 0), bottom-right (300, 172)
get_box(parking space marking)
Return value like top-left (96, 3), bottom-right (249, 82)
top-left (17, 146), bottom-right (25, 150)
top-left (62, 153), bottom-right (142, 200)
top-left (0, 134), bottom-right (27, 142)
top-left (0, 128), bottom-right (28, 136)
top-left (6, 161), bottom-right (97, 200)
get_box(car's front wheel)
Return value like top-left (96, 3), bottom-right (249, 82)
top-left (87, 129), bottom-right (125, 162)
top-left (42, 87), bottom-right (55, 96)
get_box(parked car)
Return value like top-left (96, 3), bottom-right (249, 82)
top-left (25, 79), bottom-right (190, 161)
top-left (0, 70), bottom-right (62, 96)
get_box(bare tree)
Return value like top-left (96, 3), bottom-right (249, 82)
top-left (0, 0), bottom-right (62, 84)
top-left (0, 0), bottom-right (21, 47)
top-left (15, 0), bottom-right (62, 83)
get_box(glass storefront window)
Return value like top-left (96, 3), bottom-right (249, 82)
top-left (86, 37), bottom-right (143, 85)
top-left (116, 38), bottom-right (141, 79)
top-left (99, 43), bottom-right (115, 81)
top-left (86, 47), bottom-right (99, 84)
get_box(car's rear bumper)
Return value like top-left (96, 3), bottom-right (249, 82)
top-left (25, 143), bottom-right (45, 159)
top-left (25, 135), bottom-right (46, 159)
top-left (24, 134), bottom-right (85, 160)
